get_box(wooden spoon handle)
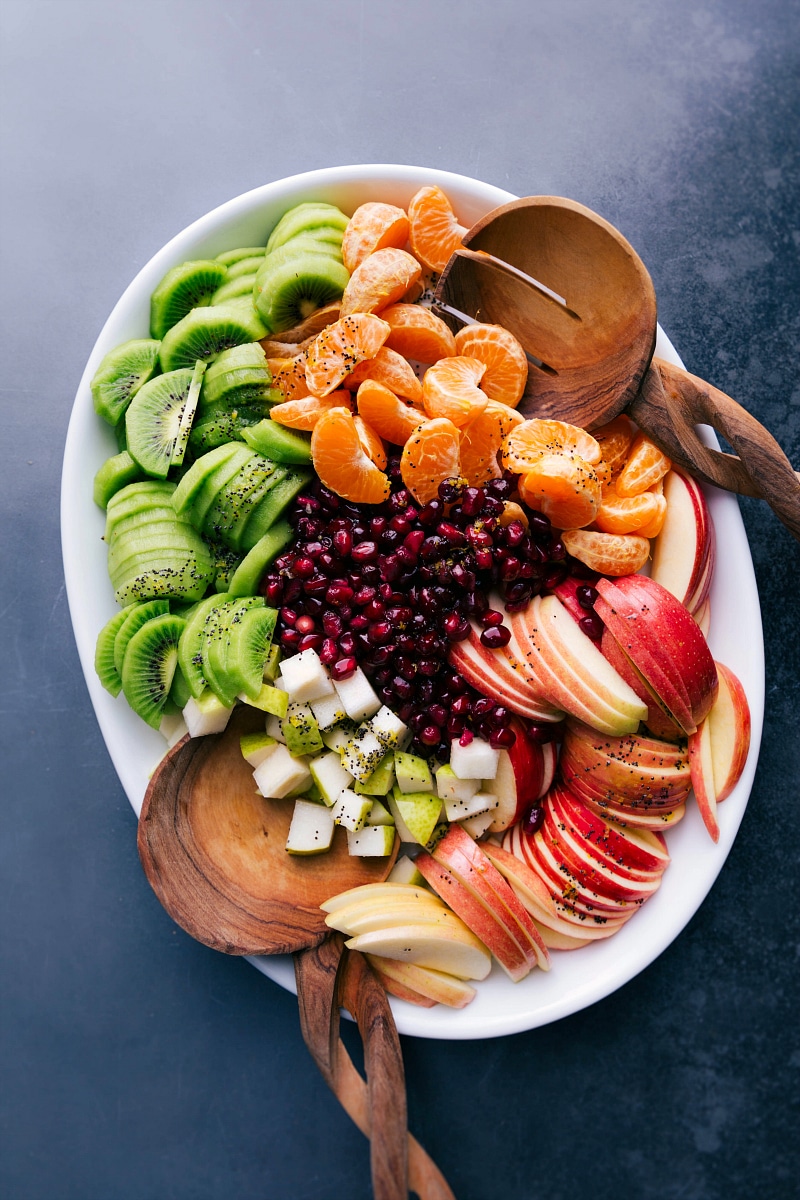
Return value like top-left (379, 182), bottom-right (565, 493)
top-left (629, 359), bottom-right (800, 540)
top-left (294, 939), bottom-right (456, 1200)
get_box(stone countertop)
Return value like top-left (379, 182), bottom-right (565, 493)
top-left (2, 2), bottom-right (798, 1198)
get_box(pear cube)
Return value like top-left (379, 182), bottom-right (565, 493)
top-left (183, 689), bottom-right (234, 737)
top-left (347, 824), bottom-right (397, 857)
top-left (309, 690), bottom-right (347, 730)
top-left (239, 732), bottom-right (278, 768)
top-left (388, 787), bottom-right (443, 846)
top-left (332, 666), bottom-right (382, 721)
top-left (450, 736), bottom-right (500, 780)
top-left (238, 682), bottom-right (288, 717)
top-left (435, 763), bottom-right (481, 803)
top-left (285, 798), bottom-right (335, 855)
top-left (279, 648), bottom-right (334, 702)
top-left (253, 743), bottom-right (312, 799)
top-left (342, 728), bottom-right (385, 781)
top-left (370, 705), bottom-right (409, 749)
top-left (331, 788), bottom-right (373, 832)
top-left (309, 749), bottom-right (354, 806)
top-left (443, 789), bottom-right (497, 823)
top-left (394, 750), bottom-right (434, 794)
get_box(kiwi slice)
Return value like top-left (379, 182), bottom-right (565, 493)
top-left (112, 599), bottom-right (171, 675)
top-left (216, 246), bottom-right (266, 266)
top-left (113, 550), bottom-right (214, 605)
top-left (229, 519), bottom-right (294, 597)
top-left (94, 604), bottom-right (137, 695)
top-left (169, 661), bottom-right (193, 710)
top-left (159, 298), bottom-right (268, 372)
top-left (105, 480), bottom-right (177, 536)
top-left (225, 256), bottom-right (267, 282)
top-left (209, 274), bottom-right (258, 306)
top-left (91, 339), bottom-right (161, 425)
top-left (243, 469), bottom-right (310, 548)
top-left (120, 613), bottom-right (186, 728)
top-left (188, 408), bottom-right (271, 454)
top-left (201, 342), bottom-right (274, 410)
top-left (171, 359), bottom-right (206, 469)
top-left (125, 368), bottom-right (195, 478)
top-left (201, 597), bottom-right (264, 706)
top-left (93, 451), bottom-right (147, 509)
top-left (224, 605), bottom-right (279, 700)
top-left (240, 419), bottom-right (312, 464)
top-left (177, 592), bottom-right (236, 698)
top-left (265, 203), bottom-right (350, 253)
top-left (210, 542), bottom-right (244, 592)
top-left (171, 442), bottom-right (249, 518)
top-left (114, 419), bottom-right (128, 452)
top-left (204, 458), bottom-right (284, 549)
top-left (254, 250), bottom-right (350, 333)
top-left (150, 260), bottom-right (228, 339)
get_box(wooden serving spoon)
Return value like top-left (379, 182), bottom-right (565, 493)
top-left (137, 704), bottom-right (455, 1200)
top-left (434, 196), bottom-right (800, 541)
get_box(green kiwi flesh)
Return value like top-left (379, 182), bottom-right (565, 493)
top-left (93, 451), bottom-right (147, 509)
top-left (253, 250), bottom-right (349, 333)
top-left (209, 274), bottom-right (259, 306)
top-left (228, 519), bottom-right (293, 597)
top-left (150, 260), bottom-right (228, 339)
top-left (242, 469), bottom-right (310, 547)
top-left (91, 339), bottom-right (161, 425)
top-left (171, 359), bottom-right (206, 469)
top-left (171, 442), bottom-right (250, 517)
top-left (201, 597), bottom-right (264, 707)
top-left (177, 593), bottom-right (236, 698)
top-left (215, 246), bottom-right (266, 266)
top-left (159, 298), bottom-right (267, 371)
top-left (240, 419), bottom-right (312, 464)
top-left (266, 203), bottom-right (350, 253)
top-left (94, 604), bottom-right (138, 695)
top-left (120, 613), bottom-right (186, 728)
top-left (112, 599), bottom-right (170, 675)
top-left (224, 605), bottom-right (279, 700)
top-left (125, 368), bottom-right (194, 478)
top-left (209, 542), bottom-right (244, 592)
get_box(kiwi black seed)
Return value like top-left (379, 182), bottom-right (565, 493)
top-left (150, 260), bottom-right (229, 340)
top-left (177, 593), bottom-right (236, 697)
top-left (125, 368), bottom-right (194, 478)
top-left (120, 612), bottom-right (186, 728)
top-left (158, 298), bottom-right (268, 371)
top-left (91, 339), bottom-right (161, 425)
top-left (253, 250), bottom-right (350, 332)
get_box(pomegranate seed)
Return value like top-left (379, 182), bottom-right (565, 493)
top-left (303, 575), bottom-right (329, 595)
top-left (438, 479), bottom-right (463, 503)
top-left (420, 725), bottom-right (442, 747)
top-left (338, 632), bottom-right (356, 656)
top-left (504, 520), bottom-right (526, 548)
top-left (333, 529), bottom-right (352, 556)
top-left (459, 729), bottom-right (474, 747)
top-left (429, 704), bottom-right (448, 727)
top-left (528, 722), bottom-right (560, 743)
top-left (418, 498), bottom-right (443, 526)
top-left (577, 584), bottom-right (600, 610)
top-left (322, 611), bottom-right (343, 638)
top-left (280, 629), bottom-right (301, 649)
top-left (331, 656), bottom-right (357, 680)
top-left (475, 548), bottom-right (493, 570)
top-left (326, 583), bottom-right (354, 606)
top-left (444, 613), bottom-right (470, 641)
top-left (579, 613), bottom-right (604, 641)
top-left (479, 609), bottom-right (504, 628)
top-left (297, 632), bottom-right (323, 652)
top-left (353, 585), bottom-right (377, 606)
top-left (403, 529), bottom-right (426, 556)
top-left (489, 726), bottom-right (516, 749)
top-left (451, 563), bottom-right (476, 589)
top-left (481, 625), bottom-right (511, 648)
top-left (367, 621), bottom-right (392, 645)
top-left (352, 540), bottom-right (379, 563)
top-left (280, 607), bottom-right (298, 627)
top-left (500, 556), bottom-right (521, 581)
top-left (392, 676), bottom-right (414, 701)
top-left (319, 639), bottom-right (339, 665)
top-left (396, 657), bottom-right (416, 681)
top-left (295, 615), bottom-right (316, 635)
top-left (264, 578), bottom-right (283, 604)
top-left (522, 805), bottom-right (545, 834)
top-left (350, 615), bottom-right (370, 633)
top-left (284, 578), bottom-right (303, 603)
top-left (446, 715), bottom-right (465, 738)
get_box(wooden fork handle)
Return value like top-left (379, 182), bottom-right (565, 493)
top-left (629, 358), bottom-right (800, 541)
top-left (294, 938), bottom-right (456, 1200)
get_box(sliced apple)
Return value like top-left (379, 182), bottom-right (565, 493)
top-left (709, 662), bottom-right (751, 802)
top-left (321, 881), bottom-right (436, 913)
top-left (345, 922), bottom-right (492, 981)
top-left (650, 469), bottom-right (714, 608)
top-left (487, 718), bottom-right (545, 832)
top-left (552, 784), bottom-right (671, 873)
top-left (366, 955), bottom-right (477, 1009)
top-left (688, 716), bottom-right (719, 842)
top-left (366, 962), bottom-right (437, 1008)
top-left (599, 625), bottom-right (684, 742)
top-left (448, 633), bottom-right (563, 721)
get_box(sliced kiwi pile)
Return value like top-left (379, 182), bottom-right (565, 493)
top-left (254, 202), bottom-right (351, 333)
top-left (91, 202), bottom-right (365, 733)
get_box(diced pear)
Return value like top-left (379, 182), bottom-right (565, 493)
top-left (239, 732), bottom-right (278, 768)
top-left (332, 666), bottom-right (382, 721)
top-left (354, 751), bottom-right (396, 796)
top-left (459, 808), bottom-right (498, 839)
top-left (309, 749), bottom-right (354, 805)
top-left (238, 682), bottom-right (288, 717)
top-left (346, 825), bottom-right (397, 857)
top-left (394, 750), bottom-right (434, 794)
top-left (449, 736), bottom-right (500, 780)
top-left (387, 856), bottom-right (428, 887)
top-left (285, 798), bottom-right (335, 855)
top-left (344, 924), bottom-right (492, 981)
top-left (321, 720), bottom-right (359, 752)
top-left (159, 711), bottom-right (188, 748)
top-left (253, 743), bottom-right (312, 799)
top-left (366, 798), bottom-right (395, 826)
top-left (435, 763), bottom-right (481, 803)
top-left (370, 705), bottom-right (409, 749)
top-left (388, 787), bottom-right (442, 846)
top-left (281, 701), bottom-right (323, 756)
top-left (309, 690), bottom-right (347, 731)
top-left (342, 729), bottom-right (385, 781)
top-left (183, 689), bottom-right (234, 737)
top-left (331, 788), bottom-right (373, 832)
top-left (443, 789), bottom-right (496, 823)
top-left (279, 647), bottom-right (334, 702)
top-left (266, 713), bottom-right (286, 743)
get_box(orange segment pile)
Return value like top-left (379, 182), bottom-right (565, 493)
top-left (458, 408), bottom-right (504, 486)
top-left (341, 201), bottom-right (410, 272)
top-left (501, 419), bottom-right (602, 474)
top-left (400, 417), bottom-right (461, 504)
top-left (591, 415), bottom-right (636, 477)
top-left (380, 303), bottom-right (457, 364)
top-left (269, 391), bottom-right (353, 430)
top-left (422, 356), bottom-right (488, 427)
top-left (311, 407), bottom-right (390, 504)
top-left (353, 414), bottom-right (387, 469)
top-left (561, 529), bottom-right (651, 576)
top-left (615, 431), bottom-right (672, 496)
top-left (339, 247), bottom-right (422, 317)
top-left (517, 454), bottom-right (602, 529)
top-left (453, 323), bottom-right (529, 408)
top-left (270, 354), bottom-right (312, 401)
top-left (408, 185), bottom-right (468, 273)
top-left (346, 346), bottom-right (424, 404)
top-left (304, 312), bottom-right (391, 396)
top-left (356, 379), bottom-right (426, 445)
top-left (594, 484), bottom-right (666, 535)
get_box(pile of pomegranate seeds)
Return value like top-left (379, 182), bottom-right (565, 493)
top-left (261, 458), bottom-right (571, 758)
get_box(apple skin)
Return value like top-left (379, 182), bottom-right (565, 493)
top-left (344, 922), bottom-right (492, 981)
top-left (558, 719), bottom-right (692, 809)
top-left (688, 716), bottom-right (719, 842)
top-left (538, 802), bottom-right (664, 902)
top-left (599, 625), bottom-right (684, 742)
top-left (710, 662), bottom-right (751, 803)
top-left (550, 781), bottom-right (671, 873)
top-left (448, 628), bottom-right (564, 722)
top-left (595, 574), bottom-right (719, 734)
top-left (650, 469), bottom-right (715, 613)
top-left (487, 717), bottom-right (546, 832)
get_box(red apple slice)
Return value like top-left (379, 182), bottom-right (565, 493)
top-left (547, 785), bottom-right (668, 883)
top-left (552, 783), bottom-right (671, 873)
top-left (688, 716), bottom-right (719, 842)
top-left (599, 625), bottom-right (684, 741)
top-left (650, 469), bottom-right (714, 607)
top-left (538, 741), bottom-right (558, 798)
top-left (522, 828), bottom-right (642, 915)
top-left (709, 662), bottom-right (751, 802)
top-left (449, 631), bottom-right (564, 722)
top-left (487, 719), bottom-right (545, 832)
top-left (539, 806), bottom-right (664, 902)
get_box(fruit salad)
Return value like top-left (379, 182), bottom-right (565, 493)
top-left (89, 183), bottom-right (752, 1011)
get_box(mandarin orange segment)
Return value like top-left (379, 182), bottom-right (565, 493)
top-left (615, 432), bottom-right (672, 496)
top-left (304, 312), bottom-right (391, 396)
top-left (561, 529), bottom-right (651, 576)
top-left (400, 417), bottom-right (462, 504)
top-left (634, 492), bottom-right (668, 538)
top-left (498, 501), bottom-right (530, 529)
top-left (269, 391), bottom-right (353, 431)
top-left (458, 408), bottom-right (504, 486)
top-left (422, 355), bottom-right (488, 428)
top-left (271, 354), bottom-right (312, 401)
top-left (341, 201), bottom-right (410, 272)
top-left (501, 419), bottom-right (602, 475)
top-left (594, 486), bottom-right (664, 535)
top-left (407, 185), bottom-right (468, 273)
top-left (380, 303), bottom-right (457, 364)
top-left (311, 407), bottom-right (391, 505)
top-left (453, 323), bottom-right (529, 408)
top-left (354, 414), bottom-right (388, 470)
top-left (517, 454), bottom-right (601, 529)
top-left (339, 247), bottom-right (423, 317)
top-left (591, 414), bottom-right (636, 477)
top-left (356, 378), bottom-right (426, 446)
top-left (346, 346), bottom-right (424, 405)
top-left (484, 397), bottom-right (524, 436)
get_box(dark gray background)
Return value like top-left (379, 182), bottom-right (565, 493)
top-left (2, 2), bottom-right (799, 1198)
